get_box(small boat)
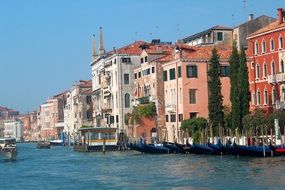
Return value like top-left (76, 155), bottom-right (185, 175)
top-left (50, 139), bottom-right (64, 146)
top-left (269, 143), bottom-right (285, 155)
top-left (37, 141), bottom-right (51, 149)
top-left (190, 143), bottom-right (218, 155)
top-left (129, 143), bottom-right (171, 154)
top-left (0, 138), bottom-right (18, 160)
top-left (163, 142), bottom-right (185, 154)
top-left (234, 144), bottom-right (276, 157)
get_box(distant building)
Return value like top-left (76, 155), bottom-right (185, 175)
top-left (64, 80), bottom-right (93, 143)
top-left (133, 41), bottom-right (173, 142)
top-left (162, 44), bottom-right (232, 143)
top-left (0, 106), bottom-right (19, 120)
top-left (233, 14), bottom-right (275, 50)
top-left (19, 111), bottom-right (37, 142)
top-left (247, 8), bottom-right (285, 111)
top-left (4, 119), bottom-right (23, 141)
top-left (91, 28), bottom-right (146, 135)
top-left (182, 26), bottom-right (233, 47)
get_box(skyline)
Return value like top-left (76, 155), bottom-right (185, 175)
top-left (0, 0), bottom-right (284, 113)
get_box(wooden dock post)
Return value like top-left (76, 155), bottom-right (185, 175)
top-left (102, 138), bottom-right (106, 154)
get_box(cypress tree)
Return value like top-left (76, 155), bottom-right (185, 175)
top-left (238, 47), bottom-right (250, 131)
top-left (208, 48), bottom-right (224, 135)
top-left (229, 41), bottom-right (240, 129)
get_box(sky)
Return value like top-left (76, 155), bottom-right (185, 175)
top-left (0, 0), bottom-right (284, 113)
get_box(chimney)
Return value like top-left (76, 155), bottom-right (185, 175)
top-left (277, 8), bottom-right (284, 24)
top-left (248, 14), bottom-right (254, 21)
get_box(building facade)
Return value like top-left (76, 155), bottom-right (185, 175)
top-left (182, 26), bottom-right (233, 47)
top-left (233, 14), bottom-right (275, 51)
top-left (247, 8), bottom-right (285, 111)
top-left (162, 44), bottom-right (232, 143)
top-left (4, 119), bottom-right (23, 141)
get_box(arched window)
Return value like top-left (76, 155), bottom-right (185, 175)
top-left (272, 88), bottom-right (276, 104)
top-left (255, 41), bottom-right (259, 54)
top-left (263, 63), bottom-right (267, 77)
top-left (264, 90), bottom-right (268, 105)
top-left (257, 90), bottom-right (261, 105)
top-left (272, 61), bottom-right (276, 75)
top-left (252, 92), bottom-right (256, 105)
top-left (281, 60), bottom-right (285, 73)
top-left (256, 64), bottom-right (260, 79)
top-left (125, 93), bottom-right (130, 108)
top-left (281, 86), bottom-right (285, 102)
top-left (262, 40), bottom-right (266, 53)
top-left (279, 36), bottom-right (284, 49)
top-left (270, 38), bottom-right (275, 51)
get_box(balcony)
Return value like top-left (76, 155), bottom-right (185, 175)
top-left (165, 104), bottom-right (176, 113)
top-left (268, 73), bottom-right (285, 84)
top-left (103, 86), bottom-right (111, 97)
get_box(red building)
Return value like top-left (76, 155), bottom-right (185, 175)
top-left (248, 8), bottom-right (285, 111)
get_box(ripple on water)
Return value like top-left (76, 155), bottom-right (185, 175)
top-left (1, 144), bottom-right (285, 190)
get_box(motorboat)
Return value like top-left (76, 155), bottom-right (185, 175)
top-left (0, 138), bottom-right (18, 160)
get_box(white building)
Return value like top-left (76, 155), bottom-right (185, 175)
top-left (91, 28), bottom-right (144, 133)
top-left (4, 119), bottom-right (23, 141)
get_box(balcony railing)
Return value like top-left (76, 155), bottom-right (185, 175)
top-left (268, 73), bottom-right (285, 84)
top-left (165, 104), bottom-right (176, 113)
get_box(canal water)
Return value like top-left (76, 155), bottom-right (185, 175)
top-left (1, 143), bottom-right (285, 190)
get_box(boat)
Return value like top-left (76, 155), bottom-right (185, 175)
top-left (269, 143), bottom-right (285, 155)
top-left (189, 143), bottom-right (219, 155)
top-left (49, 139), bottom-right (64, 146)
top-left (0, 138), bottom-right (18, 160)
top-left (233, 144), bottom-right (277, 157)
top-left (163, 142), bottom-right (185, 154)
top-left (129, 143), bottom-right (172, 154)
top-left (36, 141), bottom-right (51, 149)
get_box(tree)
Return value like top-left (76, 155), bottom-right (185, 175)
top-left (208, 48), bottom-right (224, 136)
top-left (229, 41), bottom-right (240, 130)
top-left (238, 47), bottom-right (250, 132)
top-left (181, 117), bottom-right (208, 143)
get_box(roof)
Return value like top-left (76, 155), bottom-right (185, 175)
top-left (115, 41), bottom-right (146, 55)
top-left (182, 25), bottom-right (233, 42)
top-left (249, 20), bottom-right (285, 38)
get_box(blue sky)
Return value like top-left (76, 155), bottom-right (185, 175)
top-left (0, 0), bottom-right (283, 113)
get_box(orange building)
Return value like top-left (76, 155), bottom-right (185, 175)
top-left (162, 44), bottom-right (232, 143)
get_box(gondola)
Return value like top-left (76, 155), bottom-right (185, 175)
top-left (233, 144), bottom-right (276, 157)
top-left (269, 143), bottom-right (285, 155)
top-left (162, 142), bottom-right (185, 154)
top-left (129, 143), bottom-right (171, 154)
top-left (189, 143), bottom-right (218, 155)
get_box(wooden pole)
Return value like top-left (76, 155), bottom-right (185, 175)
top-left (262, 125), bottom-right (265, 157)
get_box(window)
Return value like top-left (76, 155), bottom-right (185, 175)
top-left (189, 112), bottom-right (197, 119)
top-left (281, 60), bottom-right (285, 73)
top-left (152, 67), bottom-right (155, 73)
top-left (163, 70), bottom-right (168, 81)
top-left (145, 56), bottom-right (148, 62)
top-left (281, 86), bottom-right (285, 101)
top-left (86, 96), bottom-right (92, 104)
top-left (169, 68), bottom-right (176, 80)
top-left (178, 114), bottom-right (183, 122)
top-left (186, 65), bottom-right (198, 78)
top-left (264, 90), bottom-right (268, 105)
top-left (124, 74), bottom-right (129, 84)
top-left (220, 66), bottom-right (230, 77)
top-left (262, 40), bottom-right (266, 53)
top-left (189, 89), bottom-right (197, 104)
top-left (217, 32), bottom-right (223, 41)
top-left (125, 93), bottom-right (130, 108)
top-left (116, 115), bottom-right (119, 123)
top-left (256, 64), bottom-right (260, 79)
top-left (257, 90), bottom-right (261, 105)
top-left (170, 114), bottom-right (176, 122)
top-left (272, 61), bottom-right (276, 75)
top-left (134, 73), bottom-right (137, 79)
top-left (270, 39), bottom-right (275, 51)
top-left (165, 115), bottom-right (169, 122)
top-left (272, 89), bottom-right (277, 104)
top-left (146, 68), bottom-right (150, 75)
top-left (252, 92), bottom-right (256, 105)
top-left (122, 57), bottom-right (131, 63)
top-left (255, 41), bottom-right (259, 54)
top-left (141, 57), bottom-right (144, 63)
top-left (279, 36), bottom-right (284, 49)
top-left (178, 66), bottom-right (181, 78)
top-left (138, 72), bottom-right (141, 78)
top-left (263, 64), bottom-right (267, 77)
